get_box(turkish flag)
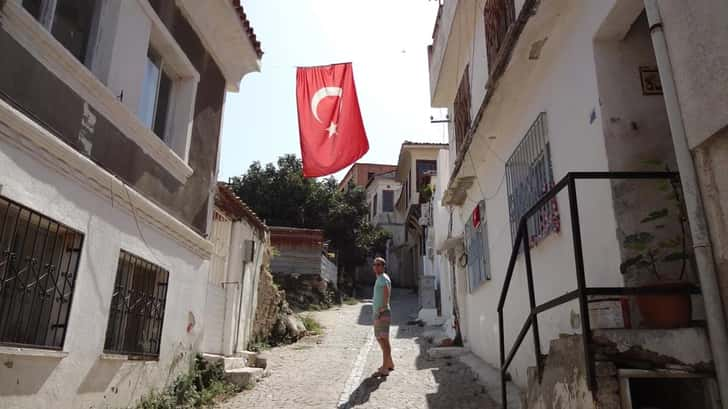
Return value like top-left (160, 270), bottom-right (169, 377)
top-left (296, 63), bottom-right (369, 177)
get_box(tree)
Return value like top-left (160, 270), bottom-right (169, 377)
top-left (230, 155), bottom-right (391, 284)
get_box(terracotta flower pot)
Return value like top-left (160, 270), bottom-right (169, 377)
top-left (635, 282), bottom-right (692, 329)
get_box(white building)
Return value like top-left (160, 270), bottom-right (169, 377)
top-left (428, 0), bottom-right (728, 407)
top-left (202, 183), bottom-right (269, 358)
top-left (365, 170), bottom-right (404, 283)
top-left (0, 0), bottom-right (261, 407)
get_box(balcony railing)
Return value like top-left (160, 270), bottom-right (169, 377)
top-left (497, 172), bottom-right (701, 409)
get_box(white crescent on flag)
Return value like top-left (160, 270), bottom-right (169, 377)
top-left (310, 87), bottom-right (342, 123)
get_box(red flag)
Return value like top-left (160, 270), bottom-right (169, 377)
top-left (296, 63), bottom-right (369, 177)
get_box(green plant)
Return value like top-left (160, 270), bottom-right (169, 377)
top-left (419, 184), bottom-right (435, 202)
top-left (135, 354), bottom-right (240, 408)
top-left (620, 163), bottom-right (689, 282)
top-left (249, 340), bottom-right (272, 352)
top-left (343, 297), bottom-right (359, 305)
top-left (301, 315), bottom-right (323, 335)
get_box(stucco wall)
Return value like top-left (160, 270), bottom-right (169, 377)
top-left (594, 12), bottom-right (693, 289)
top-left (656, 0), bottom-right (728, 150)
top-left (0, 0), bottom-right (226, 235)
top-left (0, 137), bottom-right (208, 408)
top-left (444, 0), bottom-right (630, 388)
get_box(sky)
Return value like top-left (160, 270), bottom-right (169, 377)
top-left (218, 0), bottom-right (447, 183)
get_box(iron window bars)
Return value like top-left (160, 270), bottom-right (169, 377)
top-left (484, 0), bottom-right (516, 73)
top-left (0, 195), bottom-right (84, 350)
top-left (505, 112), bottom-right (560, 246)
top-left (104, 250), bottom-right (169, 358)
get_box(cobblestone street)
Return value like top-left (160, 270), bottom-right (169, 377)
top-left (218, 290), bottom-right (496, 409)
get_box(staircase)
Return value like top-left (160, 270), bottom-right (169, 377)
top-left (203, 351), bottom-right (268, 389)
top-left (522, 328), bottom-right (718, 409)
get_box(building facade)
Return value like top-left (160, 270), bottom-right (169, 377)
top-left (337, 162), bottom-right (398, 192)
top-left (392, 142), bottom-right (447, 293)
top-left (0, 0), bottom-right (261, 407)
top-left (202, 184), bottom-right (269, 358)
top-left (429, 0), bottom-right (727, 406)
top-left (363, 170), bottom-right (404, 285)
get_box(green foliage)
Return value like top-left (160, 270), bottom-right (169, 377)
top-left (230, 155), bottom-right (393, 274)
top-left (301, 315), bottom-right (323, 335)
top-left (619, 161), bottom-right (689, 282)
top-left (249, 340), bottom-right (271, 353)
top-left (640, 208), bottom-right (669, 224)
top-left (135, 354), bottom-right (239, 409)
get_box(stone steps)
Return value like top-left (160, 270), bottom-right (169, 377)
top-left (202, 351), bottom-right (268, 389)
top-left (224, 367), bottom-right (265, 388)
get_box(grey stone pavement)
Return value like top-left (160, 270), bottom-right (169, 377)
top-left (218, 289), bottom-right (497, 409)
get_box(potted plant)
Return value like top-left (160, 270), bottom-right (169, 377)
top-left (619, 164), bottom-right (692, 329)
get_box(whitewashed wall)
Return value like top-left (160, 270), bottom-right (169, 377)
top-left (0, 137), bottom-right (208, 408)
top-left (434, 0), bottom-right (644, 388)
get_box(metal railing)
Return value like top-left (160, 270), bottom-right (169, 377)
top-left (497, 172), bottom-right (701, 408)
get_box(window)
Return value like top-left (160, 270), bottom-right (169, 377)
top-left (22, 0), bottom-right (101, 65)
top-left (416, 160), bottom-right (437, 193)
top-left (372, 193), bottom-right (378, 216)
top-left (104, 250), bottom-right (169, 358)
top-left (465, 201), bottom-right (490, 292)
top-left (484, 0), bottom-right (516, 72)
top-left (454, 66), bottom-right (471, 154)
top-left (138, 48), bottom-right (173, 140)
top-left (0, 195), bottom-right (84, 349)
top-left (382, 190), bottom-right (394, 212)
top-left (367, 172), bottom-right (375, 182)
top-left (505, 113), bottom-right (560, 246)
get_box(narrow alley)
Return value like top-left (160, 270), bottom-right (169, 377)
top-left (220, 290), bottom-right (496, 409)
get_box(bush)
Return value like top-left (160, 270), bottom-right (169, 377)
top-left (301, 315), bottom-right (323, 335)
top-left (136, 354), bottom-right (240, 408)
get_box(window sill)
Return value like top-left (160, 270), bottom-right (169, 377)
top-left (100, 353), bottom-right (159, 362)
top-left (2, 1), bottom-right (194, 183)
top-left (0, 346), bottom-right (69, 359)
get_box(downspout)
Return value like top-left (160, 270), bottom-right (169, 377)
top-left (644, 2), bottom-right (728, 406)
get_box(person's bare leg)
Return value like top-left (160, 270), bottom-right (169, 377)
top-left (378, 336), bottom-right (394, 370)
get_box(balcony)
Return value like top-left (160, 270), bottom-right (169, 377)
top-left (428, 0), bottom-right (467, 107)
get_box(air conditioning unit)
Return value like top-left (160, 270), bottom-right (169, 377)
top-left (243, 240), bottom-right (255, 263)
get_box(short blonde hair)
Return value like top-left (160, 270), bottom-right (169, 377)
top-left (373, 257), bottom-right (386, 265)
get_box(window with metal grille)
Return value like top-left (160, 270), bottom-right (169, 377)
top-left (104, 250), bottom-right (169, 358)
top-left (0, 195), bottom-right (84, 350)
top-left (465, 201), bottom-right (490, 292)
top-left (505, 113), bottom-right (560, 246)
top-left (382, 190), bottom-right (394, 213)
top-left (484, 0), bottom-right (516, 72)
top-left (454, 65), bottom-right (471, 154)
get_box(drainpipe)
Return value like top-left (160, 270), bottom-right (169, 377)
top-left (645, 1), bottom-right (728, 406)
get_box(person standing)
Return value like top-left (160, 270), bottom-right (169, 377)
top-left (372, 257), bottom-right (394, 376)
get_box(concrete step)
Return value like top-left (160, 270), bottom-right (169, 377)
top-left (427, 346), bottom-right (470, 360)
top-left (224, 367), bottom-right (264, 388)
top-left (223, 356), bottom-right (247, 371)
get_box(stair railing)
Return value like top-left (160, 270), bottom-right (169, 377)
top-left (497, 172), bottom-right (700, 409)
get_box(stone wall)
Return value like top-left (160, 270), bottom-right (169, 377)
top-left (250, 264), bottom-right (287, 346)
